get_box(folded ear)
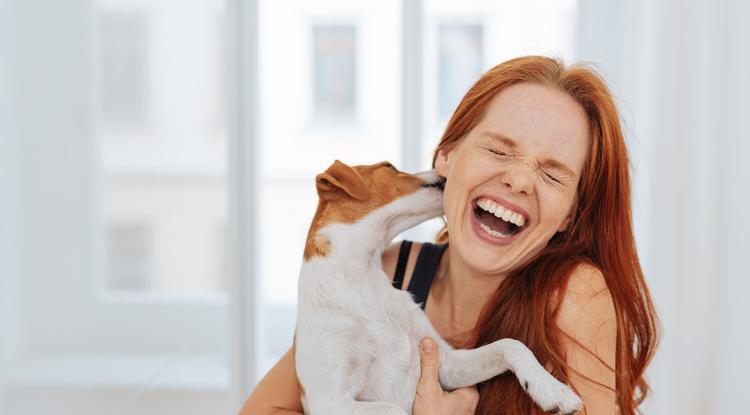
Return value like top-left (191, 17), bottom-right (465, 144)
top-left (315, 160), bottom-right (371, 201)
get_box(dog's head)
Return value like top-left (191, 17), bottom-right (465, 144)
top-left (304, 160), bottom-right (444, 260)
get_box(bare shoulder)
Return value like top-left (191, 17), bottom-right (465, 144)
top-left (562, 263), bottom-right (611, 305)
top-left (557, 263), bottom-right (616, 354)
top-left (556, 263), bottom-right (617, 408)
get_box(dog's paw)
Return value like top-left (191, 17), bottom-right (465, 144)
top-left (518, 369), bottom-right (583, 415)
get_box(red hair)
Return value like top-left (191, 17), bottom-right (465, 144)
top-left (432, 56), bottom-right (658, 414)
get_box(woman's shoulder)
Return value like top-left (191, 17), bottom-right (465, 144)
top-left (563, 262), bottom-right (609, 301)
top-left (554, 264), bottom-right (618, 411)
top-left (556, 262), bottom-right (617, 384)
top-left (557, 263), bottom-right (614, 335)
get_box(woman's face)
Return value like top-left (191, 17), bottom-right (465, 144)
top-left (435, 82), bottom-right (590, 276)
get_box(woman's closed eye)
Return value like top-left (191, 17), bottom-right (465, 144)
top-left (543, 170), bottom-right (560, 182)
top-left (485, 146), bottom-right (513, 158)
top-left (540, 169), bottom-right (565, 186)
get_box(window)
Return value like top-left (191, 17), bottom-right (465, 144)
top-left (437, 23), bottom-right (483, 120)
top-left (312, 25), bottom-right (357, 123)
top-left (258, 0), bottom-right (402, 375)
top-left (97, 12), bottom-right (148, 125)
top-left (97, 1), bottom-right (229, 296)
top-left (106, 222), bottom-right (152, 291)
top-left (2, 0), bottom-right (233, 413)
top-left (421, 0), bottom-right (578, 170)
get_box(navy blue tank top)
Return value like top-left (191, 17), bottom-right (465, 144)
top-left (391, 240), bottom-right (448, 310)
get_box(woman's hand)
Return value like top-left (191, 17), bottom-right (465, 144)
top-left (413, 338), bottom-right (479, 415)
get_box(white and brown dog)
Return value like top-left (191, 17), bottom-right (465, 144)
top-left (294, 160), bottom-right (582, 415)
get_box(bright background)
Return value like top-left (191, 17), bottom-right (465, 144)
top-left (1, 0), bottom-right (748, 414)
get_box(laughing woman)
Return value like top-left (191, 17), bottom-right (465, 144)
top-left (240, 56), bottom-right (658, 415)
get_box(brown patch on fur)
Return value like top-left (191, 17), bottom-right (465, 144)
top-left (303, 160), bottom-right (427, 261)
top-left (303, 235), bottom-right (331, 261)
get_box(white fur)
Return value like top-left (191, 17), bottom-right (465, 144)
top-left (295, 170), bottom-right (582, 415)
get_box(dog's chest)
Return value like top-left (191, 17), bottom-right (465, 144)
top-left (345, 291), bottom-right (422, 405)
top-left (298, 261), bottom-right (423, 409)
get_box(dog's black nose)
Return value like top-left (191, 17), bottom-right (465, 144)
top-left (422, 175), bottom-right (446, 191)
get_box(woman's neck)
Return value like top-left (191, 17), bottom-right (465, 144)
top-left (430, 246), bottom-right (508, 337)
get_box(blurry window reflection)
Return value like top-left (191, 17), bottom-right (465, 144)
top-left (437, 23), bottom-right (483, 120)
top-left (106, 223), bottom-right (152, 291)
top-left (96, 2), bottom-right (228, 296)
top-left (313, 25), bottom-right (357, 122)
top-left (97, 12), bottom-right (148, 124)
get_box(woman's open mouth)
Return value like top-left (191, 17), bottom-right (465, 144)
top-left (470, 196), bottom-right (529, 244)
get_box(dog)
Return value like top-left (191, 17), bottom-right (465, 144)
top-left (294, 160), bottom-right (582, 415)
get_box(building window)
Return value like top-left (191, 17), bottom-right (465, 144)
top-left (437, 23), bottom-right (483, 120)
top-left (312, 25), bottom-right (357, 123)
top-left (97, 12), bottom-right (148, 125)
top-left (106, 223), bottom-right (152, 291)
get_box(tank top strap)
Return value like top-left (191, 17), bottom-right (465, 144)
top-left (406, 242), bottom-right (448, 310)
top-left (392, 240), bottom-right (413, 290)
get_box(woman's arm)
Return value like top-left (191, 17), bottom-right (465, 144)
top-left (237, 345), bottom-right (304, 415)
top-left (557, 263), bottom-right (618, 414)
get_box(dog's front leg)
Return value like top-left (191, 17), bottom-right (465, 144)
top-left (409, 310), bottom-right (582, 414)
top-left (440, 340), bottom-right (583, 414)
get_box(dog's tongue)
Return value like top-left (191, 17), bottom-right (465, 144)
top-left (477, 209), bottom-right (514, 235)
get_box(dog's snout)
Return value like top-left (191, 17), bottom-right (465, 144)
top-left (421, 174), bottom-right (446, 192)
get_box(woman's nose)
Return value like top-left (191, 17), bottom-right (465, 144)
top-left (501, 163), bottom-right (534, 195)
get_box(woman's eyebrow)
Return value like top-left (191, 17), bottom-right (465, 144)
top-left (482, 131), bottom-right (576, 178)
top-left (483, 131), bottom-right (518, 149)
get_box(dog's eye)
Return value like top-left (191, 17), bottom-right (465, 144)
top-left (384, 162), bottom-right (398, 172)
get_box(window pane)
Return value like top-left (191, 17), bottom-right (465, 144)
top-left (313, 25), bottom-right (357, 122)
top-left (422, 0), bottom-right (579, 170)
top-left (3, 0), bottom-right (233, 413)
top-left (96, 0), bottom-right (228, 295)
top-left (437, 24), bottom-right (483, 120)
top-left (258, 0), bottom-right (402, 377)
top-left (106, 222), bottom-right (152, 290)
top-left (97, 12), bottom-right (148, 124)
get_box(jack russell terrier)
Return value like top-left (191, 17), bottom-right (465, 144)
top-left (294, 160), bottom-right (582, 415)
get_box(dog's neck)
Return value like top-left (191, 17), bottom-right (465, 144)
top-left (304, 190), bottom-right (440, 265)
top-left (307, 214), bottom-right (390, 265)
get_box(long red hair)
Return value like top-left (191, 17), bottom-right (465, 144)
top-left (432, 56), bottom-right (658, 414)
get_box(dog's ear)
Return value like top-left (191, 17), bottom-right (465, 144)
top-left (315, 160), bottom-right (371, 201)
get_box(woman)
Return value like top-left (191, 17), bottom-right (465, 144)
top-left (240, 56), bottom-right (658, 414)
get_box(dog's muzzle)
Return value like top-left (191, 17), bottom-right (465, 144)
top-left (421, 175), bottom-right (446, 191)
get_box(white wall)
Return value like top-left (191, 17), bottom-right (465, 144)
top-left (0, 0), bottom-right (16, 410)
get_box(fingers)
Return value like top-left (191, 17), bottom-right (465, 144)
top-left (418, 337), bottom-right (441, 393)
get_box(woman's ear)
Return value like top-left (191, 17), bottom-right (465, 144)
top-left (435, 148), bottom-right (450, 177)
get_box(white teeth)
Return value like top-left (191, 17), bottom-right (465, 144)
top-left (501, 210), bottom-right (512, 221)
top-left (478, 221), bottom-right (512, 238)
top-left (475, 197), bottom-right (526, 227)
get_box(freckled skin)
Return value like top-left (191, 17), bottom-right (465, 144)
top-left (435, 83), bottom-right (590, 277)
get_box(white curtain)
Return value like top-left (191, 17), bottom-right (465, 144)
top-left (577, 0), bottom-right (750, 413)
